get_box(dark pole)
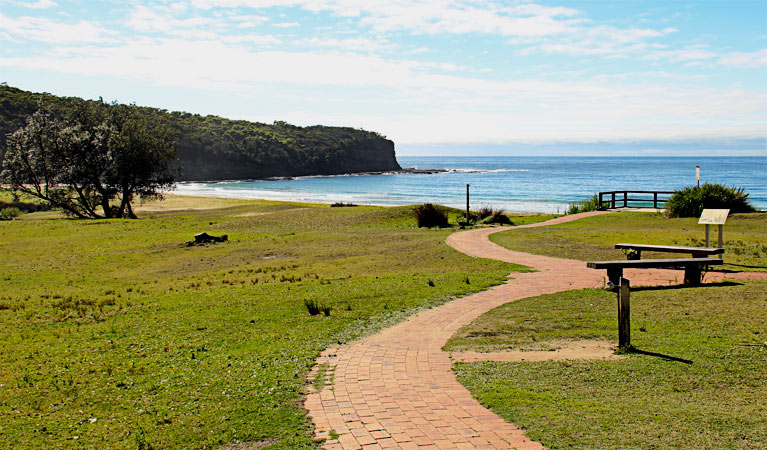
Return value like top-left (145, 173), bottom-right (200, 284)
top-left (618, 278), bottom-right (631, 349)
top-left (466, 184), bottom-right (470, 222)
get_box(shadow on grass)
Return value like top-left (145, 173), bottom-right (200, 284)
top-left (718, 264), bottom-right (767, 270)
top-left (619, 346), bottom-right (694, 364)
top-left (626, 281), bottom-right (744, 293)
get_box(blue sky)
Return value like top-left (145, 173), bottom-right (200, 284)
top-left (0, 0), bottom-right (765, 155)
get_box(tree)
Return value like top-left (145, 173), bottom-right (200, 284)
top-left (0, 101), bottom-right (177, 218)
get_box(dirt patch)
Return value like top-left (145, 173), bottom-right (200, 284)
top-left (450, 339), bottom-right (623, 363)
top-left (219, 439), bottom-right (278, 450)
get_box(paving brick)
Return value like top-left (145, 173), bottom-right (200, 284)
top-left (304, 211), bottom-right (667, 449)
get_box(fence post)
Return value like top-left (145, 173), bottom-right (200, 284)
top-left (623, 191), bottom-right (628, 208)
top-left (466, 184), bottom-right (470, 222)
top-left (618, 278), bottom-right (631, 349)
top-left (653, 192), bottom-right (658, 209)
top-left (611, 192), bottom-right (615, 209)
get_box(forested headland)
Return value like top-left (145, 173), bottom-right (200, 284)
top-left (0, 85), bottom-right (400, 181)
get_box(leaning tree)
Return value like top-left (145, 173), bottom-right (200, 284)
top-left (1, 100), bottom-right (177, 218)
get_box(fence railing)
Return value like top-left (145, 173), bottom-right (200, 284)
top-left (598, 191), bottom-right (674, 209)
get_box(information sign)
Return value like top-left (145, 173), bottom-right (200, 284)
top-left (698, 209), bottom-right (729, 225)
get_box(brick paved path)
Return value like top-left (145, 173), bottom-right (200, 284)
top-left (304, 211), bottom-right (763, 449)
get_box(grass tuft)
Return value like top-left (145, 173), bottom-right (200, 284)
top-left (413, 203), bottom-right (449, 228)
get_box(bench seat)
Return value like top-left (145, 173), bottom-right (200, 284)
top-left (615, 243), bottom-right (724, 259)
top-left (587, 257), bottom-right (723, 286)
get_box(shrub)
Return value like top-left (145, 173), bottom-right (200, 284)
top-left (567, 194), bottom-right (601, 215)
top-left (480, 209), bottom-right (513, 225)
top-left (413, 203), bottom-right (449, 228)
top-left (0, 207), bottom-right (22, 220)
top-left (665, 184), bottom-right (756, 218)
top-left (476, 206), bottom-right (494, 220)
top-left (455, 215), bottom-right (476, 228)
top-left (330, 202), bottom-right (357, 207)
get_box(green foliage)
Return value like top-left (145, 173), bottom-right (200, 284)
top-left (480, 208), bottom-right (513, 225)
top-left (413, 203), bottom-right (449, 228)
top-left (452, 281), bottom-right (767, 450)
top-left (1, 100), bottom-right (176, 218)
top-left (0, 206), bottom-right (21, 220)
top-left (665, 183), bottom-right (756, 218)
top-left (476, 206), bottom-right (494, 220)
top-left (566, 194), bottom-right (601, 215)
top-left (0, 85), bottom-right (399, 181)
top-left (455, 215), bottom-right (476, 228)
top-left (330, 202), bottom-right (357, 207)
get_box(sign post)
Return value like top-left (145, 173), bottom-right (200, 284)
top-left (698, 209), bottom-right (729, 248)
top-left (696, 165), bottom-right (700, 188)
top-left (466, 184), bottom-right (470, 222)
top-left (618, 278), bottom-right (631, 349)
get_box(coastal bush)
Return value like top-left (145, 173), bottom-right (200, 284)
top-left (413, 203), bottom-right (449, 228)
top-left (476, 206), bottom-right (494, 220)
top-left (666, 183), bottom-right (756, 218)
top-left (456, 215), bottom-right (476, 228)
top-left (330, 202), bottom-right (357, 207)
top-left (480, 209), bottom-right (513, 225)
top-left (0, 207), bottom-right (22, 220)
top-left (567, 194), bottom-right (601, 215)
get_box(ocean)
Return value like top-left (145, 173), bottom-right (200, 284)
top-left (174, 156), bottom-right (767, 214)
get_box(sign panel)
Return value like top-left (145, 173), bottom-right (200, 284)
top-left (698, 209), bottom-right (729, 225)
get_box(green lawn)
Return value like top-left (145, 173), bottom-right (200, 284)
top-left (451, 282), bottom-right (767, 449)
top-left (450, 210), bottom-right (767, 449)
top-left (490, 211), bottom-right (767, 271)
top-left (0, 197), bottom-right (527, 449)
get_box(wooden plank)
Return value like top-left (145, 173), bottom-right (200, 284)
top-left (614, 243), bottom-right (724, 255)
top-left (618, 278), bottom-right (631, 349)
top-left (587, 257), bottom-right (723, 269)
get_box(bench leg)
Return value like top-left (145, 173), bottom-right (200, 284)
top-left (684, 266), bottom-right (702, 286)
top-left (607, 268), bottom-right (623, 288)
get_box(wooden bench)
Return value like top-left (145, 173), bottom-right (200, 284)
top-left (587, 257), bottom-right (723, 287)
top-left (614, 243), bottom-right (724, 260)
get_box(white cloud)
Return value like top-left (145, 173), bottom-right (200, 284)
top-left (185, 0), bottom-right (580, 37)
top-left (274, 22), bottom-right (300, 28)
top-left (717, 49), bottom-right (767, 68)
top-left (126, 5), bottom-right (216, 33)
top-left (16, 0), bottom-right (57, 8)
top-left (0, 13), bottom-right (114, 43)
top-left (293, 36), bottom-right (393, 52)
top-left (2, 37), bottom-right (764, 144)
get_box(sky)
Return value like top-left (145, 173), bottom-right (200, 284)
top-left (0, 0), bottom-right (766, 156)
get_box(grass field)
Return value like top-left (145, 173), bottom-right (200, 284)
top-left (451, 282), bottom-right (767, 450)
top-left (450, 210), bottom-right (767, 450)
top-left (490, 211), bottom-right (767, 271)
top-left (0, 195), bottom-right (529, 449)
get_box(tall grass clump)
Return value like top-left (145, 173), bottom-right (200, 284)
top-left (666, 183), bottom-right (756, 218)
top-left (567, 194), bottom-right (601, 215)
top-left (0, 207), bottom-right (22, 220)
top-left (481, 208), bottom-right (513, 225)
top-left (304, 299), bottom-right (321, 316)
top-left (413, 203), bottom-right (449, 228)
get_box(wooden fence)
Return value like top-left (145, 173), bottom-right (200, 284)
top-left (598, 190), bottom-right (674, 209)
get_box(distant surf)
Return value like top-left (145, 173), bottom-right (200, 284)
top-left (174, 156), bottom-right (767, 213)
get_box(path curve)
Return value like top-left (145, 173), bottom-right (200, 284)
top-left (305, 211), bottom-right (762, 449)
